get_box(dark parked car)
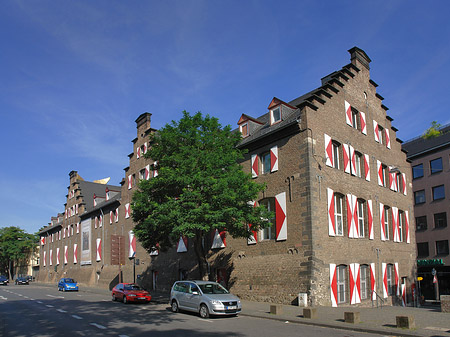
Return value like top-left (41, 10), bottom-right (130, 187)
top-left (15, 277), bottom-right (29, 285)
top-left (0, 276), bottom-right (8, 285)
top-left (58, 278), bottom-right (78, 291)
top-left (112, 283), bottom-right (151, 304)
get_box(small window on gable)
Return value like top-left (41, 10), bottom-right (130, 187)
top-left (271, 107), bottom-right (281, 124)
top-left (240, 123), bottom-right (249, 137)
top-left (378, 125), bottom-right (384, 145)
top-left (332, 142), bottom-right (340, 170)
top-left (351, 109), bottom-right (359, 131)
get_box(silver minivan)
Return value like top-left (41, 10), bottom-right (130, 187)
top-left (170, 280), bottom-right (242, 318)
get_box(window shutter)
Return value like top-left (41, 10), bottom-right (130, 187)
top-left (275, 192), bottom-right (287, 241)
top-left (43, 251), bottom-right (46, 267)
top-left (110, 211), bottom-right (113, 224)
top-left (270, 145), bottom-right (278, 172)
top-left (352, 195), bottom-right (358, 238)
top-left (145, 164), bottom-right (150, 180)
top-left (129, 231), bottom-right (136, 257)
top-left (343, 144), bottom-right (350, 174)
top-left (382, 263), bottom-right (388, 298)
top-left (373, 121), bottom-right (379, 143)
top-left (385, 129), bottom-right (391, 149)
top-left (125, 203), bottom-right (130, 219)
top-left (327, 188), bottom-right (335, 236)
top-left (402, 173), bottom-right (407, 195)
top-left (128, 175), bottom-right (132, 189)
top-left (64, 246), bottom-right (68, 264)
top-left (364, 154), bottom-right (370, 181)
top-left (405, 211), bottom-right (410, 244)
top-left (370, 263), bottom-right (376, 300)
top-left (377, 160), bottom-right (383, 186)
top-left (389, 167), bottom-right (395, 191)
top-left (401, 283), bottom-right (406, 307)
top-left (76, 222), bottom-right (80, 234)
top-left (153, 161), bottom-right (159, 177)
top-left (349, 145), bottom-right (356, 176)
top-left (144, 142), bottom-right (148, 154)
top-left (99, 215), bottom-right (103, 228)
top-left (247, 201), bottom-right (258, 245)
top-left (49, 249), bottom-right (53, 266)
top-left (137, 147), bottom-right (140, 159)
top-left (367, 200), bottom-right (374, 240)
top-left (394, 263), bottom-right (400, 296)
top-left (380, 203), bottom-right (386, 241)
top-left (96, 238), bottom-right (102, 262)
top-left (347, 194), bottom-right (354, 238)
top-left (73, 244), bottom-right (77, 264)
top-left (345, 101), bottom-right (353, 127)
top-left (324, 134), bottom-right (333, 167)
top-left (392, 207), bottom-right (399, 242)
top-left (360, 111), bottom-right (367, 135)
top-left (350, 263), bottom-right (361, 304)
top-left (251, 154), bottom-right (259, 178)
top-left (176, 236), bottom-right (188, 253)
top-left (329, 264), bottom-right (338, 307)
top-left (115, 208), bottom-right (119, 223)
top-left (56, 248), bottom-right (60, 265)
top-left (95, 216), bottom-right (98, 229)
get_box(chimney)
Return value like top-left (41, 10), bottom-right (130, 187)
top-left (348, 47), bottom-right (371, 70)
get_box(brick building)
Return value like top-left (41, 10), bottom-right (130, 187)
top-left (402, 125), bottom-right (450, 299)
top-left (39, 47), bottom-right (417, 307)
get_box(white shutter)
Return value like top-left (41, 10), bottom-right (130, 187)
top-left (270, 146), bottom-right (278, 172)
top-left (275, 192), bottom-right (287, 241)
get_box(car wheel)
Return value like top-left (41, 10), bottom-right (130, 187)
top-left (123, 296), bottom-right (127, 304)
top-left (112, 294), bottom-right (116, 301)
top-left (63, 287), bottom-right (66, 292)
top-left (199, 304), bottom-right (209, 319)
top-left (171, 300), bottom-right (179, 313)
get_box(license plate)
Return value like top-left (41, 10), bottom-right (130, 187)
top-left (138, 297), bottom-right (146, 300)
top-left (226, 306), bottom-right (236, 310)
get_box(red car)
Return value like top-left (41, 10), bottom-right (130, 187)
top-left (112, 283), bottom-right (151, 304)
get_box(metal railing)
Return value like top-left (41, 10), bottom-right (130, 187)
top-left (371, 290), bottom-right (384, 308)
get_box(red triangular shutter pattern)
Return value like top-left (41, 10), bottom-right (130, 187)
top-left (392, 207), bottom-right (399, 242)
top-left (64, 246), bottom-right (68, 264)
top-left (370, 263), bottom-right (376, 300)
top-left (377, 160), bottom-right (383, 186)
top-left (343, 144), bottom-right (350, 174)
top-left (364, 154), bottom-right (370, 181)
top-left (145, 164), bottom-right (150, 180)
top-left (137, 147), bottom-right (140, 159)
top-left (56, 248), bottom-right (60, 265)
top-left (367, 200), bottom-right (374, 240)
top-left (405, 211), bottom-right (410, 244)
top-left (96, 238), bottom-right (102, 262)
top-left (360, 111), bottom-right (367, 135)
top-left (373, 120), bottom-right (379, 143)
top-left (125, 203), bottom-right (131, 219)
top-left (385, 129), bottom-right (391, 149)
top-left (394, 263), bottom-right (400, 296)
top-left (73, 244), bottom-right (78, 264)
top-left (380, 203), bottom-right (386, 241)
top-left (350, 263), bottom-right (361, 304)
top-left (275, 192), bottom-right (287, 241)
top-left (270, 146), bottom-right (278, 172)
top-left (327, 188), bottom-right (335, 236)
top-left (324, 134), bottom-right (333, 167)
top-left (349, 145), bottom-right (356, 176)
top-left (129, 231), bottom-right (136, 257)
top-left (251, 154), bottom-right (259, 178)
top-left (330, 264), bottom-right (338, 307)
top-left (402, 173), bottom-right (407, 195)
top-left (345, 101), bottom-right (353, 127)
top-left (382, 263), bottom-right (388, 298)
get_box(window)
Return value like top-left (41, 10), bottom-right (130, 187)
top-left (332, 142), bottom-right (340, 169)
top-left (357, 199), bottom-right (365, 238)
top-left (436, 240), bottom-right (449, 255)
top-left (261, 152), bottom-right (271, 174)
top-left (360, 265), bottom-right (370, 300)
top-left (335, 194), bottom-right (344, 236)
top-left (240, 123), bottom-right (248, 137)
top-left (417, 242), bottom-right (429, 257)
top-left (398, 211), bottom-right (404, 242)
top-left (430, 158), bottom-right (443, 174)
top-left (414, 190), bottom-right (426, 204)
top-left (139, 168), bottom-right (146, 180)
top-left (336, 265), bottom-right (347, 304)
top-left (260, 198), bottom-right (275, 240)
top-left (355, 153), bottom-right (362, 178)
top-left (416, 216), bottom-right (427, 231)
top-left (382, 165), bottom-right (388, 187)
top-left (432, 185), bottom-right (445, 200)
top-left (386, 264), bottom-right (394, 295)
top-left (396, 173), bottom-right (403, 193)
top-left (271, 107), bottom-right (281, 124)
top-left (378, 125), bottom-right (384, 145)
top-left (384, 207), bottom-right (390, 240)
top-left (351, 110), bottom-right (358, 130)
top-left (434, 212), bottom-right (447, 228)
top-left (412, 164), bottom-right (424, 179)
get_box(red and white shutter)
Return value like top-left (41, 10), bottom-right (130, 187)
top-left (43, 251), bottom-right (46, 267)
top-left (373, 121), bottom-right (379, 143)
top-left (211, 229), bottom-right (226, 249)
top-left (96, 238), bottom-right (102, 262)
top-left (352, 195), bottom-right (358, 238)
top-left (115, 208), bottom-right (119, 222)
top-left (330, 264), bottom-right (338, 307)
top-left (251, 154), bottom-right (259, 178)
top-left (324, 134), bottom-right (333, 167)
top-left (270, 145), bottom-right (278, 172)
top-left (349, 145), bottom-right (356, 176)
top-left (350, 263), bottom-right (361, 304)
top-left (360, 111), bottom-right (367, 135)
top-left (137, 147), bottom-right (141, 159)
top-left (64, 246), bottom-right (68, 264)
top-left (153, 161), bottom-right (159, 177)
top-left (129, 231), bottom-right (136, 258)
top-left (380, 203), bottom-right (386, 241)
top-left (364, 154), bottom-right (370, 181)
top-left (385, 129), bottom-right (391, 149)
top-left (144, 142), bottom-right (148, 154)
top-left (370, 263), bottom-right (377, 300)
top-left (377, 160), bottom-right (383, 186)
top-left (248, 201), bottom-right (258, 245)
top-left (389, 167), bottom-right (395, 191)
top-left (95, 216), bottom-right (98, 229)
top-left (402, 283), bottom-right (407, 307)
top-left (405, 211), bottom-right (410, 244)
top-left (99, 215), bottom-right (103, 228)
top-left (367, 200), bottom-right (374, 240)
top-left (49, 249), bottom-right (53, 266)
top-left (275, 192), bottom-right (287, 241)
top-left (76, 222), bottom-right (80, 234)
top-left (402, 173), bottom-right (407, 195)
top-left (176, 236), bottom-right (188, 253)
top-left (125, 203), bottom-right (131, 219)
top-left (63, 228), bottom-right (66, 239)
top-left (73, 244), bottom-right (78, 264)
top-left (345, 101), bottom-right (353, 127)
top-left (347, 194), bottom-right (355, 238)
top-left (343, 144), bottom-right (350, 174)
top-left (392, 207), bottom-right (399, 242)
top-left (75, 203), bottom-right (79, 214)
top-left (382, 263), bottom-right (388, 298)
top-left (394, 263), bottom-right (400, 296)
top-left (128, 175), bottom-right (132, 189)
top-left (327, 188), bottom-right (335, 236)
top-left (145, 164), bottom-right (150, 180)
top-left (56, 248), bottom-right (60, 265)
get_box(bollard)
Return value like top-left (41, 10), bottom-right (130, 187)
top-left (344, 312), bottom-right (360, 324)
top-left (270, 304), bottom-right (283, 315)
top-left (303, 307), bottom-right (317, 319)
top-left (396, 316), bottom-right (415, 329)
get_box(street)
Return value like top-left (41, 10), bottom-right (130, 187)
top-left (0, 284), bottom-right (381, 337)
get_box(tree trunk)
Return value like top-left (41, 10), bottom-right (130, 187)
top-left (193, 234), bottom-right (208, 280)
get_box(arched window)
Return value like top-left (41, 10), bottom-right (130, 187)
top-left (360, 264), bottom-right (371, 300)
top-left (336, 264), bottom-right (348, 304)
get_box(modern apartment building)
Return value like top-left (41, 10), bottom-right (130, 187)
top-left (402, 125), bottom-right (450, 299)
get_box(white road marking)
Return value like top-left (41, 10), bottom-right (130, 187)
top-left (119, 335), bottom-right (130, 337)
top-left (72, 315), bottom-right (83, 320)
top-left (57, 309), bottom-right (67, 313)
top-left (47, 295), bottom-right (64, 298)
top-left (46, 305), bottom-right (54, 308)
top-left (198, 318), bottom-right (213, 323)
top-left (90, 323), bottom-right (107, 330)
top-left (425, 327), bottom-right (449, 332)
top-left (0, 296), bottom-right (7, 300)
top-left (37, 301), bottom-right (43, 304)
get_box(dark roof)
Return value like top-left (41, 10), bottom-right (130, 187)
top-left (402, 124), bottom-right (450, 159)
top-left (79, 193), bottom-right (121, 219)
top-left (77, 180), bottom-right (121, 214)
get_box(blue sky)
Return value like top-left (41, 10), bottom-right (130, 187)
top-left (1, 0), bottom-right (449, 234)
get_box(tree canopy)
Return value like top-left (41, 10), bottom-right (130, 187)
top-left (132, 111), bottom-right (271, 279)
top-left (422, 121), bottom-right (442, 139)
top-left (0, 226), bottom-right (38, 279)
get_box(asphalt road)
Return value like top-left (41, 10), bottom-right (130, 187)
top-left (0, 284), bottom-right (383, 337)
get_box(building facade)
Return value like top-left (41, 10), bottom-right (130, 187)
top-left (402, 125), bottom-right (450, 300)
top-left (39, 47), bottom-right (417, 307)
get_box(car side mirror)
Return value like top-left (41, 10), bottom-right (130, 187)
top-left (192, 291), bottom-right (199, 295)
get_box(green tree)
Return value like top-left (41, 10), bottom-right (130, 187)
top-left (422, 121), bottom-right (442, 139)
top-left (0, 226), bottom-right (38, 279)
top-left (132, 111), bottom-right (271, 280)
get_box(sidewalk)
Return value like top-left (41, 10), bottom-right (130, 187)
top-left (36, 283), bottom-right (449, 336)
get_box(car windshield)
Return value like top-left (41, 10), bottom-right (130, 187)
top-left (65, 279), bottom-right (75, 283)
top-left (198, 283), bottom-right (229, 294)
top-left (124, 284), bottom-right (142, 291)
